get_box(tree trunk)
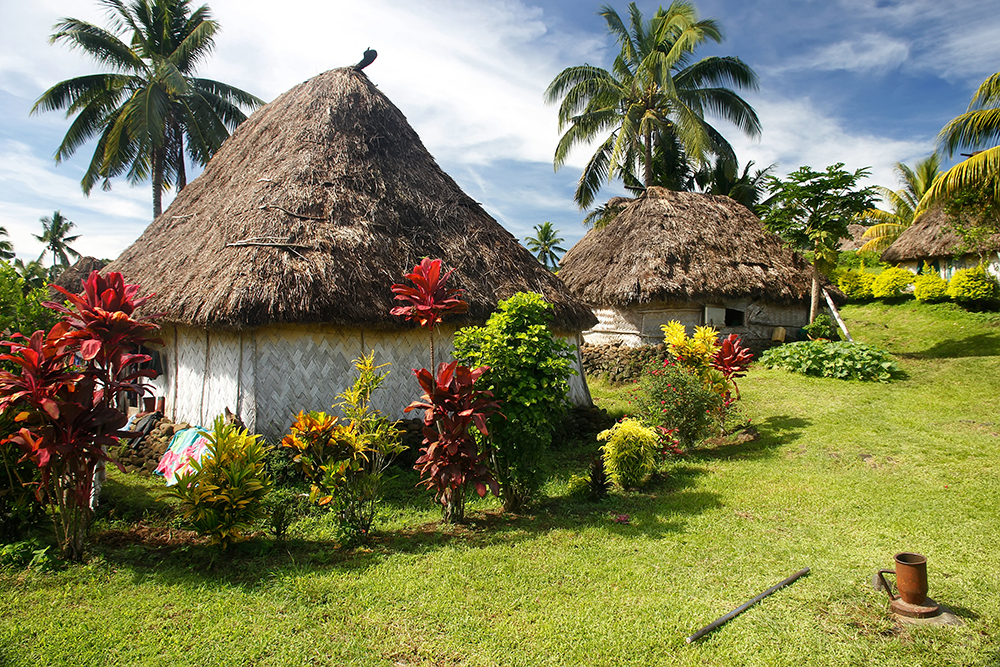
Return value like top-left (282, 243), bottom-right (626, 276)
top-left (441, 485), bottom-right (465, 524)
top-left (643, 125), bottom-right (653, 189)
top-left (152, 145), bottom-right (165, 220)
top-left (175, 119), bottom-right (186, 191)
top-left (810, 261), bottom-right (821, 323)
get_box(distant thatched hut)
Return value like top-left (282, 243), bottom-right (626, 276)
top-left (558, 187), bottom-right (816, 347)
top-left (880, 207), bottom-right (1000, 279)
top-left (106, 67), bottom-right (595, 440)
top-left (50, 256), bottom-right (106, 297)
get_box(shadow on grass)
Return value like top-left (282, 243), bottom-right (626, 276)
top-left (689, 415), bottom-right (811, 462)
top-left (900, 332), bottom-right (1000, 360)
top-left (95, 475), bottom-right (175, 524)
top-left (88, 464), bottom-right (721, 589)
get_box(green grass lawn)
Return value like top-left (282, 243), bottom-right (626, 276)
top-left (1, 300), bottom-right (999, 666)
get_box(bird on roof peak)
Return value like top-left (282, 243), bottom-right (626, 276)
top-left (354, 48), bottom-right (377, 72)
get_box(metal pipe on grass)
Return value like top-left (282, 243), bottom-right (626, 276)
top-left (686, 567), bottom-right (810, 644)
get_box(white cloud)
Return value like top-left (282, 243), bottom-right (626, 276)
top-left (722, 95), bottom-right (932, 188)
top-left (779, 33), bottom-right (909, 74)
top-left (0, 139), bottom-right (161, 260)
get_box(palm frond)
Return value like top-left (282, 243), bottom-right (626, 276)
top-left (50, 18), bottom-right (143, 73)
top-left (575, 134), bottom-right (616, 209)
top-left (917, 146), bottom-right (1000, 215)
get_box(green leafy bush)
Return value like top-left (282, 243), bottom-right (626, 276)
top-left (0, 410), bottom-right (45, 542)
top-left (164, 416), bottom-right (273, 548)
top-left (758, 341), bottom-right (900, 382)
top-left (637, 361), bottom-right (723, 448)
top-left (597, 418), bottom-right (657, 490)
top-left (947, 266), bottom-right (1000, 304)
top-left (802, 313), bottom-right (839, 340)
top-left (872, 267), bottom-right (914, 299)
top-left (0, 263), bottom-right (57, 348)
top-left (837, 270), bottom-right (876, 301)
top-left (453, 292), bottom-right (576, 511)
top-left (913, 266), bottom-right (949, 303)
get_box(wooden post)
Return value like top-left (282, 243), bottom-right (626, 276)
top-left (822, 289), bottom-right (852, 342)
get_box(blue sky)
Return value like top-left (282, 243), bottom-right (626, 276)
top-left (1, 0), bottom-right (998, 265)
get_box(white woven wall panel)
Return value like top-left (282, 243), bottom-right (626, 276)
top-left (253, 326), bottom-right (359, 441)
top-left (557, 333), bottom-right (592, 407)
top-left (174, 326), bottom-right (207, 427)
top-left (203, 332), bottom-right (241, 427)
top-left (363, 325), bottom-right (456, 421)
top-left (240, 333), bottom-right (256, 433)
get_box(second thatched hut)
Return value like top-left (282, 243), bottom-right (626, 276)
top-left (105, 67), bottom-right (595, 440)
top-left (558, 187), bottom-right (817, 347)
top-left (881, 206), bottom-right (1000, 279)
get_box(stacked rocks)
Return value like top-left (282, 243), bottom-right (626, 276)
top-left (117, 418), bottom-right (191, 476)
top-left (581, 342), bottom-right (671, 382)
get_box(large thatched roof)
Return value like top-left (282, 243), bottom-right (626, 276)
top-left (559, 187), bottom-right (817, 307)
top-left (107, 67), bottom-right (595, 332)
top-left (880, 206), bottom-right (983, 263)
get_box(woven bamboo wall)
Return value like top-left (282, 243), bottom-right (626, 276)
top-left (160, 322), bottom-right (590, 443)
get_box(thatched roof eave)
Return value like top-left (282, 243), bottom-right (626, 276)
top-left (106, 67), bottom-right (595, 333)
top-left (559, 187), bottom-right (821, 308)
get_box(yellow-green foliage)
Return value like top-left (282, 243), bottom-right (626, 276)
top-left (872, 267), bottom-right (914, 299)
top-left (947, 265), bottom-right (1000, 303)
top-left (913, 265), bottom-right (949, 302)
top-left (661, 321), bottom-right (720, 368)
top-left (837, 270), bottom-right (876, 301)
top-left (281, 410), bottom-right (366, 505)
top-left (164, 416), bottom-right (273, 548)
top-left (597, 418), bottom-right (657, 489)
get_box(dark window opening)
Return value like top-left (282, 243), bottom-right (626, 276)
top-left (725, 309), bottom-right (745, 327)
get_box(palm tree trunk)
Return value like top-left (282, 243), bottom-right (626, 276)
top-left (644, 125), bottom-right (653, 188)
top-left (174, 119), bottom-right (187, 191)
top-left (152, 146), bottom-right (165, 219)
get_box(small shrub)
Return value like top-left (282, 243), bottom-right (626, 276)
top-left (758, 341), bottom-right (900, 382)
top-left (913, 266), bottom-right (949, 303)
top-left (263, 487), bottom-right (309, 541)
top-left (837, 270), bottom-right (876, 301)
top-left (802, 313), bottom-right (839, 340)
top-left (565, 474), bottom-right (591, 498)
top-left (947, 266), bottom-right (1000, 305)
top-left (597, 418), bottom-right (657, 489)
top-left (637, 361), bottom-right (723, 448)
top-left (588, 455), bottom-right (611, 500)
top-left (872, 267), bottom-right (914, 299)
top-left (453, 292), bottom-right (575, 511)
top-left (163, 416), bottom-right (273, 548)
top-left (406, 361), bottom-right (501, 523)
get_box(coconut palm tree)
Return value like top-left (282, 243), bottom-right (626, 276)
top-left (31, 0), bottom-right (263, 219)
top-left (0, 226), bottom-right (13, 261)
top-left (34, 211), bottom-right (81, 272)
top-left (856, 155), bottom-right (940, 253)
top-left (695, 157), bottom-right (775, 211)
top-left (13, 258), bottom-right (49, 294)
top-left (545, 1), bottom-right (760, 209)
top-left (918, 72), bottom-right (1000, 216)
top-left (524, 222), bottom-right (567, 270)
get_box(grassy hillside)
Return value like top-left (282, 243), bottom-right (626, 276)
top-left (1, 301), bottom-right (998, 666)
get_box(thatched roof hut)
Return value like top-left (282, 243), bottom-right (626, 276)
top-left (880, 206), bottom-right (1000, 280)
top-left (109, 68), bottom-right (592, 332)
top-left (50, 256), bottom-right (106, 296)
top-left (838, 224), bottom-right (870, 252)
top-left (881, 207), bottom-right (966, 264)
top-left (107, 67), bottom-right (595, 437)
top-left (559, 187), bottom-right (817, 346)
